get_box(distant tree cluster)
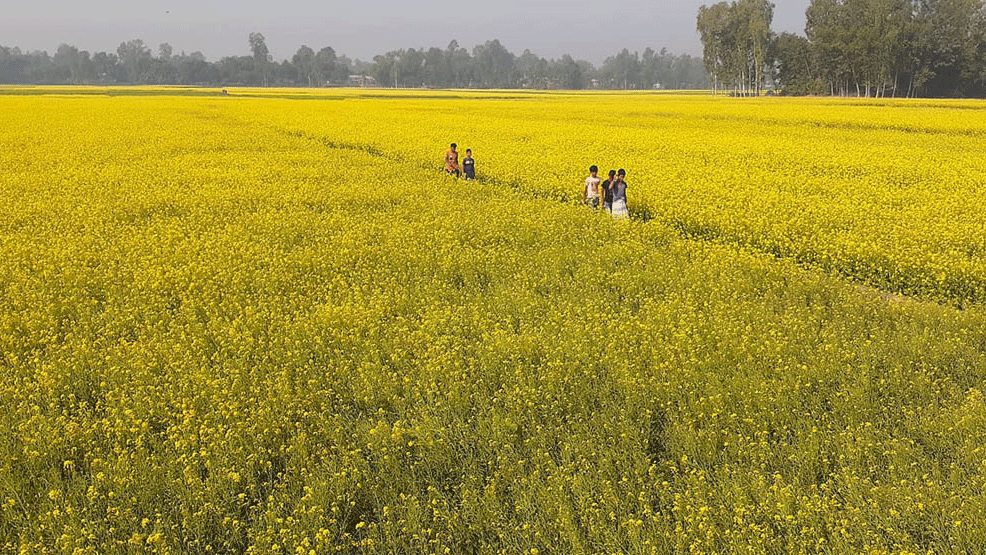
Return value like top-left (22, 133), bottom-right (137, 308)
top-left (0, 35), bottom-right (351, 88)
top-left (0, 34), bottom-right (708, 90)
top-left (370, 40), bottom-right (708, 89)
top-left (698, 0), bottom-right (986, 97)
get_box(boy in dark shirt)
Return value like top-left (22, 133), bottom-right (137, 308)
top-left (601, 169), bottom-right (616, 213)
top-left (462, 149), bottom-right (476, 180)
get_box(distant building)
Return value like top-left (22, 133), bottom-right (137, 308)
top-left (347, 75), bottom-right (377, 88)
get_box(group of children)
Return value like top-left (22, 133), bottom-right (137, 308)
top-left (444, 143), bottom-right (476, 180)
top-left (583, 166), bottom-right (629, 218)
top-left (443, 145), bottom-right (629, 220)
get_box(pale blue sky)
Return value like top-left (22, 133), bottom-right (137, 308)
top-left (1, 1), bottom-right (811, 63)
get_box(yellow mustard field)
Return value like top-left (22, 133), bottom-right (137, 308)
top-left (1, 87), bottom-right (986, 554)
top-left (253, 89), bottom-right (986, 305)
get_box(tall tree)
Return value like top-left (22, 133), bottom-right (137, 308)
top-left (553, 54), bottom-right (584, 89)
top-left (447, 40), bottom-right (473, 87)
top-left (472, 40), bottom-right (516, 88)
top-left (516, 49), bottom-right (549, 88)
top-left (91, 51), bottom-right (119, 83)
top-left (116, 39), bottom-right (151, 83)
top-left (422, 47), bottom-right (448, 87)
top-left (910, 0), bottom-right (986, 96)
top-left (698, 0), bottom-right (775, 94)
top-left (601, 49), bottom-right (641, 89)
top-left (292, 45), bottom-right (316, 86)
top-left (175, 51), bottom-right (215, 85)
top-left (248, 32), bottom-right (270, 86)
top-left (738, 0), bottom-right (774, 95)
top-left (697, 2), bottom-right (734, 93)
top-left (158, 43), bottom-right (173, 62)
top-left (53, 44), bottom-right (84, 83)
top-left (772, 32), bottom-right (815, 93)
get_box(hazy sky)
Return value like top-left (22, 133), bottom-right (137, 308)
top-left (2, 1), bottom-right (811, 64)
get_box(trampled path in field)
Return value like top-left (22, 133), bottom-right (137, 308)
top-left (302, 92), bottom-right (986, 309)
top-left (271, 122), bottom-right (947, 311)
top-left (210, 89), bottom-right (986, 309)
top-left (31, 87), bottom-right (977, 308)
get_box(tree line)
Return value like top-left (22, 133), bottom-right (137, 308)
top-left (0, 34), bottom-right (709, 90)
top-left (698, 0), bottom-right (986, 97)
